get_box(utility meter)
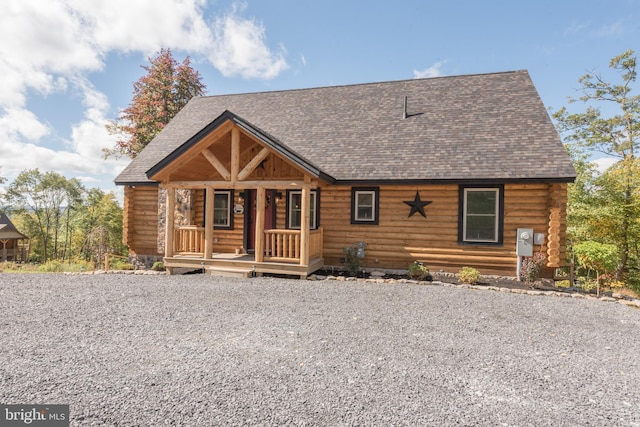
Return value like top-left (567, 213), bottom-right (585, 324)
top-left (516, 228), bottom-right (534, 257)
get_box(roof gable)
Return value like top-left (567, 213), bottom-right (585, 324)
top-left (147, 111), bottom-right (329, 182)
top-left (0, 213), bottom-right (28, 240)
top-left (115, 70), bottom-right (576, 185)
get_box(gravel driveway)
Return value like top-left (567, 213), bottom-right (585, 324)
top-left (1, 273), bottom-right (639, 426)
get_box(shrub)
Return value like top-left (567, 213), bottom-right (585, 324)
top-left (407, 261), bottom-right (429, 280)
top-left (344, 246), bottom-right (361, 277)
top-left (572, 241), bottom-right (618, 277)
top-left (521, 252), bottom-right (546, 283)
top-left (38, 260), bottom-right (64, 272)
top-left (0, 262), bottom-right (18, 272)
top-left (556, 280), bottom-right (571, 288)
top-left (578, 277), bottom-right (598, 293)
top-left (151, 261), bottom-right (165, 271)
top-left (458, 267), bottom-right (481, 284)
top-left (608, 280), bottom-right (625, 290)
top-left (111, 259), bottom-right (133, 270)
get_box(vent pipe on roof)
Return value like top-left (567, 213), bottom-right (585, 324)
top-left (402, 96), bottom-right (408, 119)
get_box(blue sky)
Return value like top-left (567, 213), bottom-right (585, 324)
top-left (1, 0), bottom-right (638, 202)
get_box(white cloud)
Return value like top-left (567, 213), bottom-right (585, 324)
top-left (0, 108), bottom-right (50, 142)
top-left (0, 0), bottom-right (289, 196)
top-left (209, 4), bottom-right (289, 79)
top-left (66, 0), bottom-right (213, 54)
top-left (413, 60), bottom-right (447, 79)
top-left (564, 21), bottom-right (589, 36)
top-left (592, 157), bottom-right (618, 174)
top-left (595, 20), bottom-right (626, 38)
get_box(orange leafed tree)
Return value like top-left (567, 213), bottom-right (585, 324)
top-left (105, 48), bottom-right (206, 159)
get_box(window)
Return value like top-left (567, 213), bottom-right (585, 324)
top-left (351, 187), bottom-right (379, 225)
top-left (212, 190), bottom-right (233, 229)
top-left (459, 186), bottom-right (503, 244)
top-left (286, 190), bottom-right (319, 229)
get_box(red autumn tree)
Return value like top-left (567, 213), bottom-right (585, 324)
top-left (105, 48), bottom-right (206, 159)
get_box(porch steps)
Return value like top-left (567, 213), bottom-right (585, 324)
top-left (206, 266), bottom-right (254, 278)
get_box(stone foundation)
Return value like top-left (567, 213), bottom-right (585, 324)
top-left (129, 254), bottom-right (164, 270)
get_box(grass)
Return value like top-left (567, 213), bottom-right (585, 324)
top-left (1, 258), bottom-right (139, 274)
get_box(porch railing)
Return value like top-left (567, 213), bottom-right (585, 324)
top-left (173, 226), bottom-right (205, 255)
top-left (172, 226), bottom-right (323, 263)
top-left (264, 227), bottom-right (323, 263)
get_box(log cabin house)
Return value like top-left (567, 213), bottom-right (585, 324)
top-left (114, 70), bottom-right (576, 278)
top-left (0, 213), bottom-right (28, 262)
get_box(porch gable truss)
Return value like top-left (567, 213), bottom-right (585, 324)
top-left (146, 111), bottom-right (327, 186)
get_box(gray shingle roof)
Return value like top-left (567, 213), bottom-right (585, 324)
top-left (114, 70), bottom-right (576, 185)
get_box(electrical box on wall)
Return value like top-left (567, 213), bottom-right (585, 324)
top-left (534, 233), bottom-right (545, 245)
top-left (516, 228), bottom-right (534, 257)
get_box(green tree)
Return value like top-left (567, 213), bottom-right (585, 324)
top-left (75, 189), bottom-right (126, 265)
top-left (105, 48), bottom-right (206, 159)
top-left (3, 169), bottom-right (84, 263)
top-left (0, 167), bottom-right (6, 213)
top-left (554, 49), bottom-right (640, 278)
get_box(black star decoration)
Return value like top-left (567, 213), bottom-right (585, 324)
top-left (404, 192), bottom-right (432, 218)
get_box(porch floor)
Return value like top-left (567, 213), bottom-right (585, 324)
top-left (164, 253), bottom-right (324, 279)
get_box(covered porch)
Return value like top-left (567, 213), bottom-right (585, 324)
top-left (162, 183), bottom-right (324, 279)
top-left (147, 120), bottom-right (326, 278)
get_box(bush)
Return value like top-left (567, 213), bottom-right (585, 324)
top-left (0, 262), bottom-right (18, 272)
top-left (458, 267), bottom-right (481, 284)
top-left (521, 252), bottom-right (546, 283)
top-left (407, 261), bottom-right (429, 280)
top-left (344, 246), bottom-right (361, 277)
top-left (111, 259), bottom-right (133, 270)
top-left (38, 260), bottom-right (64, 272)
top-left (572, 241), bottom-right (618, 277)
top-left (578, 277), bottom-right (598, 293)
top-left (106, 256), bottom-right (133, 271)
top-left (151, 261), bottom-right (165, 271)
top-left (556, 280), bottom-right (571, 288)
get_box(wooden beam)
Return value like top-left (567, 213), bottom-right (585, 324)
top-left (165, 180), bottom-right (317, 190)
top-left (231, 127), bottom-right (240, 182)
top-left (165, 187), bottom-right (175, 258)
top-left (300, 186), bottom-right (310, 267)
top-left (237, 147), bottom-right (270, 181)
top-left (204, 186), bottom-right (214, 259)
top-left (255, 186), bottom-right (266, 263)
top-left (202, 150), bottom-right (230, 181)
top-left (150, 121), bottom-right (234, 182)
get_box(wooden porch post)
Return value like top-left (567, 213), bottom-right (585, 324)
top-left (1, 240), bottom-right (7, 262)
top-left (204, 186), bottom-right (214, 259)
top-left (255, 186), bottom-right (266, 262)
top-left (165, 187), bottom-right (175, 258)
top-left (300, 186), bottom-right (310, 267)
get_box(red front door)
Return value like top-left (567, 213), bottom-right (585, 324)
top-left (245, 189), bottom-right (276, 251)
